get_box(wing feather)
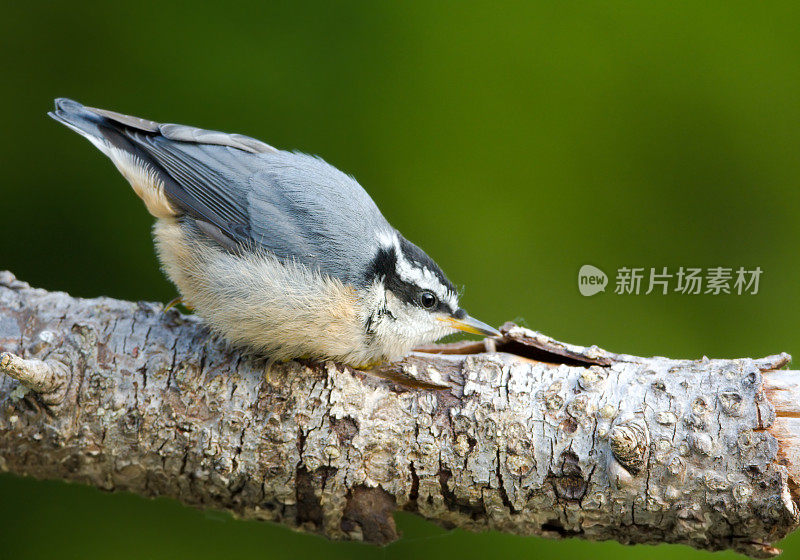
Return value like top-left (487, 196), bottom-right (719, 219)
top-left (52, 99), bottom-right (393, 285)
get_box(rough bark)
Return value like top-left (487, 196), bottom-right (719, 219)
top-left (0, 270), bottom-right (798, 557)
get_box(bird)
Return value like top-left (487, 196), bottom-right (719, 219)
top-left (49, 98), bottom-right (499, 367)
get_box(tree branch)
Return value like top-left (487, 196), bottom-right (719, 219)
top-left (0, 270), bottom-right (797, 557)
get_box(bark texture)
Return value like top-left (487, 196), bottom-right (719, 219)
top-left (0, 271), bottom-right (798, 557)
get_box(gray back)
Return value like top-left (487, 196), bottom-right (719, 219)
top-left (51, 98), bottom-right (396, 286)
top-left (145, 138), bottom-right (395, 286)
top-left (246, 150), bottom-right (395, 285)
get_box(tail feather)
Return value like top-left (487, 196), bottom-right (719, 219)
top-left (49, 98), bottom-right (112, 151)
top-left (49, 98), bottom-right (280, 223)
top-left (49, 98), bottom-right (179, 218)
top-left (49, 98), bottom-right (275, 154)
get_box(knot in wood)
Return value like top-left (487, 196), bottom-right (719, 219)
top-left (609, 420), bottom-right (649, 474)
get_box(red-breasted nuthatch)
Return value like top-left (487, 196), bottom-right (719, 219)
top-left (49, 98), bottom-right (499, 367)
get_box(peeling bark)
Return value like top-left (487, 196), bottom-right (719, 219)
top-left (0, 270), bottom-right (798, 557)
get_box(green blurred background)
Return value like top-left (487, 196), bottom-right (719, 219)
top-left (3, 1), bottom-right (800, 558)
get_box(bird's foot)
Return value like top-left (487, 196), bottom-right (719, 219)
top-left (163, 296), bottom-right (193, 312)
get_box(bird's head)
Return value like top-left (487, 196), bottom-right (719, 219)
top-left (362, 232), bottom-right (499, 358)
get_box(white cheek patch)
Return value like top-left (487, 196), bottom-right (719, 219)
top-left (381, 291), bottom-right (452, 340)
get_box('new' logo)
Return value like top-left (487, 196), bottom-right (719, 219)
top-left (578, 265), bottom-right (607, 296)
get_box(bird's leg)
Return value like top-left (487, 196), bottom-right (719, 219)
top-left (352, 360), bottom-right (384, 370)
top-left (163, 296), bottom-right (193, 312)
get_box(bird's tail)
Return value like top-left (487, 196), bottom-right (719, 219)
top-left (48, 98), bottom-right (178, 218)
top-left (48, 98), bottom-right (106, 142)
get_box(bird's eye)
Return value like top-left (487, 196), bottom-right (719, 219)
top-left (419, 290), bottom-right (438, 309)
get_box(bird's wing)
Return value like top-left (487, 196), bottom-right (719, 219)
top-left (50, 98), bottom-right (393, 285)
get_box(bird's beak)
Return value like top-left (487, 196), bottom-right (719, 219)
top-left (438, 314), bottom-right (501, 337)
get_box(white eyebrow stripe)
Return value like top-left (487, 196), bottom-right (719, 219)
top-left (377, 230), bottom-right (398, 250)
top-left (379, 230), bottom-right (458, 310)
top-left (395, 251), bottom-right (452, 302)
